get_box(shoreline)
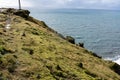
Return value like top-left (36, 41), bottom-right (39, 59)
top-left (0, 8), bottom-right (120, 79)
top-left (1, 8), bottom-right (119, 64)
top-left (29, 8), bottom-right (120, 65)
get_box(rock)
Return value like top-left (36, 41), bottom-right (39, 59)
top-left (21, 31), bottom-right (26, 37)
top-left (78, 42), bottom-right (84, 48)
top-left (91, 52), bottom-right (102, 59)
top-left (110, 63), bottom-right (120, 75)
top-left (0, 8), bottom-right (17, 14)
top-left (0, 8), bottom-right (9, 14)
top-left (66, 36), bottom-right (75, 44)
top-left (78, 63), bottom-right (83, 68)
top-left (13, 9), bottom-right (30, 18)
top-left (0, 8), bottom-right (30, 19)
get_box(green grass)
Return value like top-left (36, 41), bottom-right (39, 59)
top-left (0, 10), bottom-right (120, 80)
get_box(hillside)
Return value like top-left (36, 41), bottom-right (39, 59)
top-left (0, 8), bottom-right (120, 80)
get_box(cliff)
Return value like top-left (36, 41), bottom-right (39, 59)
top-left (0, 8), bottom-right (120, 80)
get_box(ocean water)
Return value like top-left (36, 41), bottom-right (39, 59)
top-left (29, 9), bottom-right (120, 64)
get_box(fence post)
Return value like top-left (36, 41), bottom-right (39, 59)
top-left (18, 0), bottom-right (21, 10)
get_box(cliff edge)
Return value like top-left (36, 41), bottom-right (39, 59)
top-left (0, 8), bottom-right (120, 80)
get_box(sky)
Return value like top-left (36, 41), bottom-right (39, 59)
top-left (0, 0), bottom-right (120, 10)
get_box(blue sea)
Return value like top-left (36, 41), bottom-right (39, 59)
top-left (29, 8), bottom-right (120, 64)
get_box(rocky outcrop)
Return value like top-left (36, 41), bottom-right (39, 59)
top-left (0, 8), bottom-right (30, 18)
top-left (13, 9), bottom-right (30, 18)
top-left (78, 42), bottom-right (84, 48)
top-left (110, 63), bottom-right (120, 75)
top-left (66, 36), bottom-right (75, 44)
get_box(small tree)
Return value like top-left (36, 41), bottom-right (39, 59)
top-left (18, 0), bottom-right (21, 10)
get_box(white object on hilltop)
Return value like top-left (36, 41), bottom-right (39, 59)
top-left (5, 24), bottom-right (11, 29)
top-left (0, 8), bottom-right (6, 13)
top-left (5, 14), bottom-right (11, 29)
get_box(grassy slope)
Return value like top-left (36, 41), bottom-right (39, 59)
top-left (0, 12), bottom-right (120, 80)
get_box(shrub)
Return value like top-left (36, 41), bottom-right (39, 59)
top-left (22, 47), bottom-right (34, 55)
top-left (56, 65), bottom-right (62, 71)
top-left (0, 46), bottom-right (4, 55)
top-left (85, 70), bottom-right (97, 77)
top-left (78, 63), bottom-right (83, 68)
top-left (0, 46), bottom-right (15, 55)
top-left (8, 65), bottom-right (16, 73)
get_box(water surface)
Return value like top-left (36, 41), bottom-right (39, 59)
top-left (29, 9), bottom-right (120, 63)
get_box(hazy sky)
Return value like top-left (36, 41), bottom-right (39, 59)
top-left (0, 0), bottom-right (120, 10)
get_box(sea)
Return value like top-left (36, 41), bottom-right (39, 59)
top-left (29, 8), bottom-right (120, 64)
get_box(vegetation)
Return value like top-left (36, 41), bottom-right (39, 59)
top-left (0, 8), bottom-right (120, 80)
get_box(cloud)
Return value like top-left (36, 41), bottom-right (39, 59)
top-left (30, 0), bottom-right (120, 10)
top-left (0, 0), bottom-right (33, 8)
top-left (0, 0), bottom-right (120, 10)
top-left (63, 0), bottom-right (120, 9)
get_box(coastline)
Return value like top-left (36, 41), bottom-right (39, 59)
top-left (29, 8), bottom-right (120, 64)
top-left (0, 8), bottom-right (120, 79)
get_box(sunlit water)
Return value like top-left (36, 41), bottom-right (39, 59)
top-left (29, 9), bottom-right (120, 64)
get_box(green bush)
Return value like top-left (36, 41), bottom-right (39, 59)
top-left (22, 47), bottom-right (34, 55)
top-left (0, 46), bottom-right (15, 55)
top-left (8, 65), bottom-right (16, 73)
top-left (0, 46), bottom-right (4, 55)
